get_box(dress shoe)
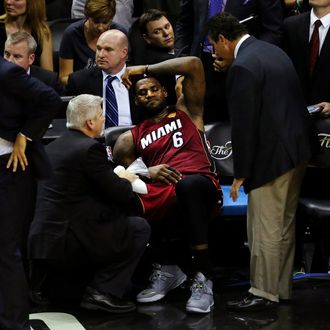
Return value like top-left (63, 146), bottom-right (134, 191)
top-left (226, 293), bottom-right (277, 312)
top-left (80, 287), bottom-right (136, 313)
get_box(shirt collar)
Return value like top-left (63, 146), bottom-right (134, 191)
top-left (310, 10), bottom-right (330, 29)
top-left (102, 64), bottom-right (127, 82)
top-left (234, 34), bottom-right (250, 58)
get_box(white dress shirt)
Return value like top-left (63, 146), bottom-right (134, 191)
top-left (102, 65), bottom-right (132, 126)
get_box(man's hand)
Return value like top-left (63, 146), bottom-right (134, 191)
top-left (6, 133), bottom-right (28, 172)
top-left (149, 164), bottom-right (182, 185)
top-left (230, 178), bottom-right (245, 202)
top-left (212, 55), bottom-right (231, 72)
top-left (316, 102), bottom-right (330, 117)
top-left (121, 65), bottom-right (147, 89)
top-left (115, 168), bottom-right (139, 183)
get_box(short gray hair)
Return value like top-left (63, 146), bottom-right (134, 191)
top-left (66, 94), bottom-right (103, 130)
top-left (5, 31), bottom-right (37, 54)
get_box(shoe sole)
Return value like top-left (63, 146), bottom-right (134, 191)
top-left (80, 301), bottom-right (136, 313)
top-left (137, 274), bottom-right (187, 303)
top-left (186, 301), bottom-right (214, 314)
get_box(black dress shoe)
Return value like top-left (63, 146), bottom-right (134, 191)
top-left (226, 293), bottom-right (277, 312)
top-left (80, 287), bottom-right (136, 313)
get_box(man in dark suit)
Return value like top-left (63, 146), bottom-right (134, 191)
top-left (66, 29), bottom-right (142, 126)
top-left (4, 31), bottom-right (65, 95)
top-left (0, 56), bottom-right (61, 330)
top-left (283, 0), bottom-right (330, 117)
top-left (206, 13), bottom-right (311, 311)
top-left (28, 94), bottom-right (150, 313)
top-left (175, 0), bottom-right (283, 122)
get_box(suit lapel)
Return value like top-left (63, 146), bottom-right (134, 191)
top-left (316, 26), bottom-right (330, 73)
top-left (90, 67), bottom-right (103, 97)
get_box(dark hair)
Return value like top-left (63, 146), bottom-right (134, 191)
top-left (205, 12), bottom-right (248, 42)
top-left (139, 8), bottom-right (168, 35)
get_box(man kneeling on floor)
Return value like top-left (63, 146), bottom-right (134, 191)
top-left (28, 94), bottom-right (150, 313)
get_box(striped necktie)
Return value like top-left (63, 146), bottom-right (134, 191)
top-left (105, 76), bottom-right (118, 128)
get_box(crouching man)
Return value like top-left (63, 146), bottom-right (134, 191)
top-left (28, 94), bottom-right (150, 313)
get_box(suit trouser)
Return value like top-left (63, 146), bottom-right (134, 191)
top-left (90, 216), bottom-right (150, 298)
top-left (0, 155), bottom-right (33, 330)
top-left (247, 163), bottom-right (307, 302)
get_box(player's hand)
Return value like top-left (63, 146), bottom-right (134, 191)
top-left (6, 133), bottom-right (28, 172)
top-left (230, 178), bottom-right (245, 202)
top-left (149, 164), bottom-right (182, 185)
top-left (121, 65), bottom-right (147, 89)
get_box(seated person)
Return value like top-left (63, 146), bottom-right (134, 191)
top-left (28, 94), bottom-right (150, 313)
top-left (130, 8), bottom-right (179, 104)
top-left (0, 0), bottom-right (53, 71)
top-left (4, 31), bottom-right (64, 95)
top-left (66, 29), bottom-right (143, 126)
top-left (59, 0), bottom-right (126, 86)
top-left (113, 57), bottom-right (222, 314)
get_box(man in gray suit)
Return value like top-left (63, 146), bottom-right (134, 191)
top-left (206, 13), bottom-right (311, 311)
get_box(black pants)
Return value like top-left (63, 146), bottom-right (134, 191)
top-left (149, 175), bottom-right (221, 268)
top-left (31, 216), bottom-right (150, 299)
top-left (0, 155), bottom-right (34, 330)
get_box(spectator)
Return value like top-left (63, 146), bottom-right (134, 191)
top-left (283, 0), bottom-right (330, 117)
top-left (113, 57), bottom-right (222, 314)
top-left (4, 31), bottom-right (64, 95)
top-left (175, 0), bottom-right (283, 123)
top-left (72, 0), bottom-right (136, 32)
top-left (28, 94), bottom-right (150, 313)
top-left (0, 0), bottom-right (54, 71)
top-left (206, 13), bottom-right (311, 311)
top-left (66, 29), bottom-right (143, 126)
top-left (0, 56), bottom-right (61, 330)
top-left (59, 0), bottom-right (126, 86)
top-left (130, 8), bottom-right (178, 104)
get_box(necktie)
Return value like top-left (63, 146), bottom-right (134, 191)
top-left (204, 0), bottom-right (224, 53)
top-left (105, 76), bottom-right (118, 128)
top-left (309, 19), bottom-right (322, 75)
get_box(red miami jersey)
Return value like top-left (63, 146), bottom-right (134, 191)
top-left (131, 109), bottom-right (220, 221)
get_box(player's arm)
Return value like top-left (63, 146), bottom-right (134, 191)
top-left (121, 56), bottom-right (205, 129)
top-left (113, 130), bottom-right (137, 168)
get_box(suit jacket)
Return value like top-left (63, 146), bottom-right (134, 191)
top-left (66, 66), bottom-right (143, 125)
top-left (175, 0), bottom-right (283, 56)
top-left (0, 57), bottom-right (61, 142)
top-left (226, 37), bottom-right (311, 192)
top-left (30, 65), bottom-right (65, 96)
top-left (0, 57), bottom-right (61, 180)
top-left (283, 12), bottom-right (330, 105)
top-left (28, 129), bottom-right (136, 261)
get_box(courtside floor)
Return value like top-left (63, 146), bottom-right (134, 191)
top-left (29, 271), bottom-right (330, 330)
